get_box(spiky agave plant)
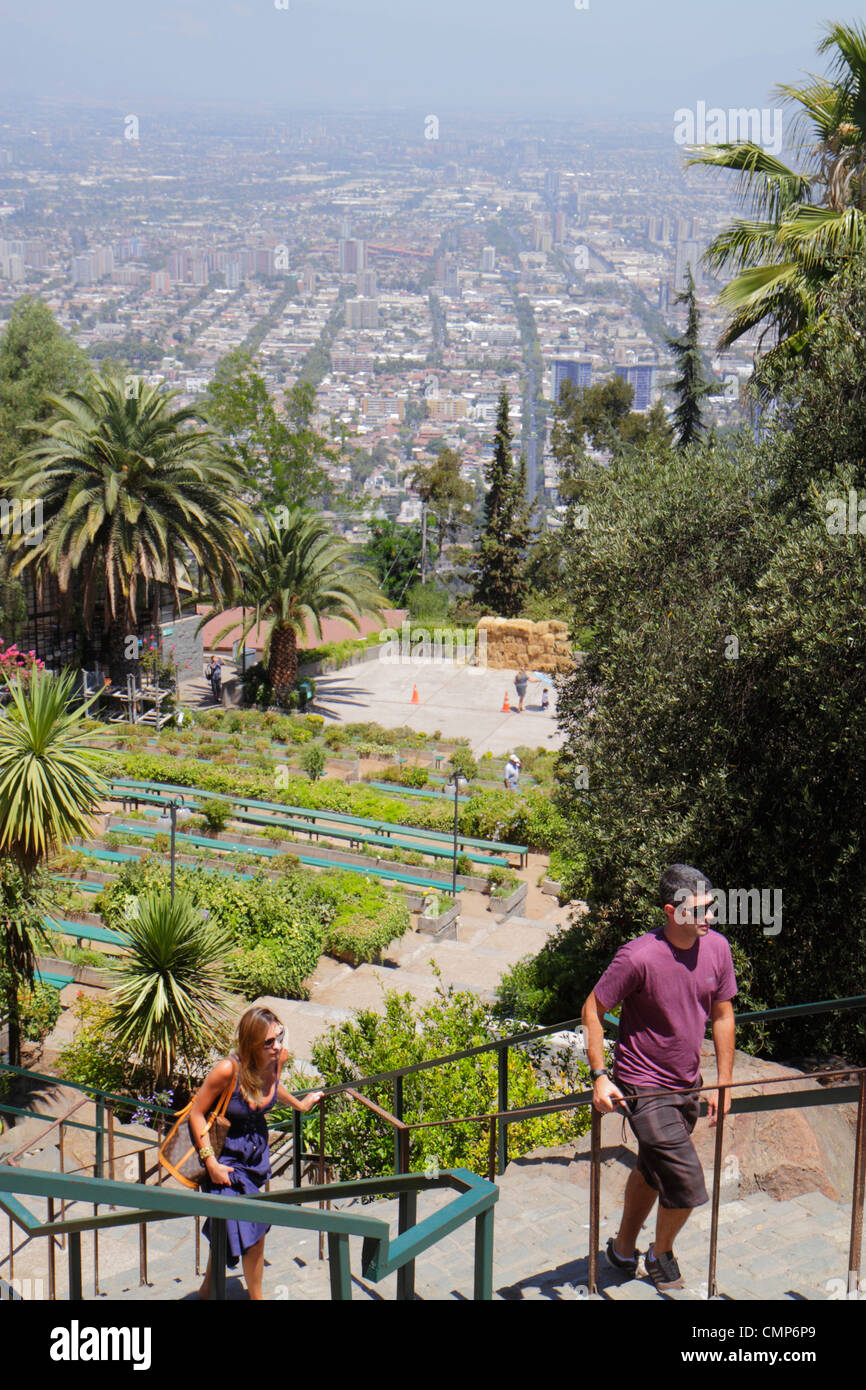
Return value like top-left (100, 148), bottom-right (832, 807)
top-left (108, 889), bottom-right (234, 1088)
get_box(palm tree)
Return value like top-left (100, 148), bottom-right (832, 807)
top-left (109, 889), bottom-right (234, 1089)
top-left (214, 508), bottom-right (386, 700)
top-left (5, 372), bottom-right (253, 683)
top-left (686, 22), bottom-right (866, 374)
top-left (0, 668), bottom-right (106, 1065)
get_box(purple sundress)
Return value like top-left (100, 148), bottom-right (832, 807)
top-left (202, 1057), bottom-right (280, 1268)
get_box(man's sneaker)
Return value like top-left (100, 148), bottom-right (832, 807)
top-left (605, 1237), bottom-right (639, 1276)
top-left (645, 1247), bottom-right (684, 1290)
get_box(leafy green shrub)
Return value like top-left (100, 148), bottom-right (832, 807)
top-left (487, 866), bottom-right (520, 899)
top-left (311, 984), bottom-right (588, 1181)
top-left (455, 853), bottom-right (474, 876)
top-left (381, 763), bottom-right (428, 788)
top-left (312, 871), bottom-right (410, 964)
top-left (56, 996), bottom-right (138, 1096)
top-left (151, 833), bottom-right (170, 853)
top-left (448, 746), bottom-right (478, 783)
top-left (201, 797), bottom-right (233, 833)
top-left (301, 744), bottom-right (326, 781)
top-left (18, 981), bottom-right (61, 1044)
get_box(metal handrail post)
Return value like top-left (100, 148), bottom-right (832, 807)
top-left (588, 1106), bottom-right (601, 1294)
top-left (68, 1231), bottom-right (82, 1301)
top-left (848, 1072), bottom-right (866, 1295)
top-left (396, 1129), bottom-right (416, 1301)
top-left (497, 1044), bottom-right (508, 1175)
top-left (292, 1108), bottom-right (303, 1189)
top-left (47, 1196), bottom-right (56, 1299)
top-left (137, 1150), bottom-right (148, 1285)
top-left (706, 1086), bottom-right (727, 1299)
top-left (211, 1220), bottom-right (227, 1300)
top-left (94, 1095), bottom-right (105, 1179)
top-left (393, 1076), bottom-right (404, 1176)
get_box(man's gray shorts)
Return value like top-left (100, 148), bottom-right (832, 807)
top-left (614, 1075), bottom-right (709, 1210)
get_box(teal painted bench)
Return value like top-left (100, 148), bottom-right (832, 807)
top-left (105, 777), bottom-right (527, 865)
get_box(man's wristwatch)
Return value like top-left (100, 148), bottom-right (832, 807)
top-left (590, 1068), bottom-right (609, 1082)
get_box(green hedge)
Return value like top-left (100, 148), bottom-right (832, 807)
top-left (94, 750), bottom-right (569, 853)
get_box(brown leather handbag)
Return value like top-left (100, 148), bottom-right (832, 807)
top-left (158, 1060), bottom-right (237, 1189)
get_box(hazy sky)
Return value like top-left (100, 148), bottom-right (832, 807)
top-left (0, 1), bottom-right (861, 119)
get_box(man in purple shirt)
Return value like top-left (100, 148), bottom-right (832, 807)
top-left (581, 863), bottom-right (737, 1291)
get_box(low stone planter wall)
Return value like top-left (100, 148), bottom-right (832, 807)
top-left (540, 879), bottom-right (563, 898)
top-left (418, 900), bottom-right (460, 938)
top-left (36, 954), bottom-right (111, 990)
top-left (488, 880), bottom-right (528, 918)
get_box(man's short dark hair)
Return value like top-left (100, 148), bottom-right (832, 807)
top-left (659, 863), bottom-right (713, 910)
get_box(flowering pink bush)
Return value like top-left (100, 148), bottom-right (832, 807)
top-left (0, 639), bottom-right (45, 685)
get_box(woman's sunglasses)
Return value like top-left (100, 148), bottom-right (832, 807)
top-left (262, 1030), bottom-right (286, 1049)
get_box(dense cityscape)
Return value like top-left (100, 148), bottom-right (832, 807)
top-left (0, 104), bottom-right (751, 523)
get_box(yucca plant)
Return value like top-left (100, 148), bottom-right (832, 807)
top-left (0, 668), bottom-right (106, 1065)
top-left (108, 889), bottom-right (234, 1088)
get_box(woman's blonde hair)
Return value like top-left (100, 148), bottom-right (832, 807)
top-left (235, 1006), bottom-right (281, 1107)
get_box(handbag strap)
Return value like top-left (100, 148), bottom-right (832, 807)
top-left (211, 1058), bottom-right (237, 1121)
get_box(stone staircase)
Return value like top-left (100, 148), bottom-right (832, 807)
top-left (1, 1161), bottom-right (853, 1302)
top-left (269, 881), bottom-right (571, 1065)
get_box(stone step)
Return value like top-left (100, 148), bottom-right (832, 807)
top-left (2, 1179), bottom-right (852, 1302)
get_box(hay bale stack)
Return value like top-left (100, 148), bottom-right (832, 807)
top-left (476, 615), bottom-right (573, 672)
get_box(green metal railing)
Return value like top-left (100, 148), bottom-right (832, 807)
top-left (0, 1163), bottom-right (498, 1301)
top-left (2, 993), bottom-right (864, 1300)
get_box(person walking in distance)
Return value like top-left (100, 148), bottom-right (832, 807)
top-left (513, 667), bottom-right (532, 713)
top-left (581, 864), bottom-right (736, 1290)
top-left (210, 656), bottom-right (223, 704)
top-left (504, 753), bottom-right (521, 791)
top-left (191, 1006), bottom-right (322, 1300)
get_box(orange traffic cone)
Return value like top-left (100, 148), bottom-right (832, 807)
top-left (411, 684), bottom-right (419, 704)
top-left (502, 690), bottom-right (510, 713)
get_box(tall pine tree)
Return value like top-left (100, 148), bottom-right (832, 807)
top-left (472, 389), bottom-right (528, 616)
top-left (665, 267), bottom-right (712, 449)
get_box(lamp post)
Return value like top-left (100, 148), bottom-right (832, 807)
top-left (448, 772), bottom-right (466, 898)
top-left (155, 797), bottom-right (192, 899)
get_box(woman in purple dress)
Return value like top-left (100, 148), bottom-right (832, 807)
top-left (190, 1006), bottom-right (322, 1300)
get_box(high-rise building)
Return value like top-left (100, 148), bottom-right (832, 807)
top-left (71, 254), bottom-right (96, 286)
top-left (225, 261), bottom-right (241, 290)
top-left (339, 238), bottom-right (366, 273)
top-left (255, 248), bottom-right (275, 276)
top-left (345, 297), bottom-right (379, 330)
top-left (481, 246), bottom-right (496, 272)
top-left (302, 266), bottom-right (317, 293)
top-left (674, 239), bottom-right (702, 292)
top-left (554, 212), bottom-right (567, 245)
top-left (544, 170), bottom-right (560, 202)
top-left (552, 359), bottom-right (592, 400)
top-left (150, 270), bottom-right (171, 294)
top-left (442, 258), bottom-right (460, 296)
top-left (357, 269), bottom-right (377, 297)
top-left (614, 364), bottom-right (656, 412)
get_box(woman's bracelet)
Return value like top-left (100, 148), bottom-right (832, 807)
top-left (199, 1144), bottom-right (215, 1161)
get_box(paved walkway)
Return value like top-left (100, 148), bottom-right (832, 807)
top-left (303, 658), bottom-right (564, 758)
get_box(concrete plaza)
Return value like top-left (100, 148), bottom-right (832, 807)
top-left (310, 654), bottom-right (565, 757)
